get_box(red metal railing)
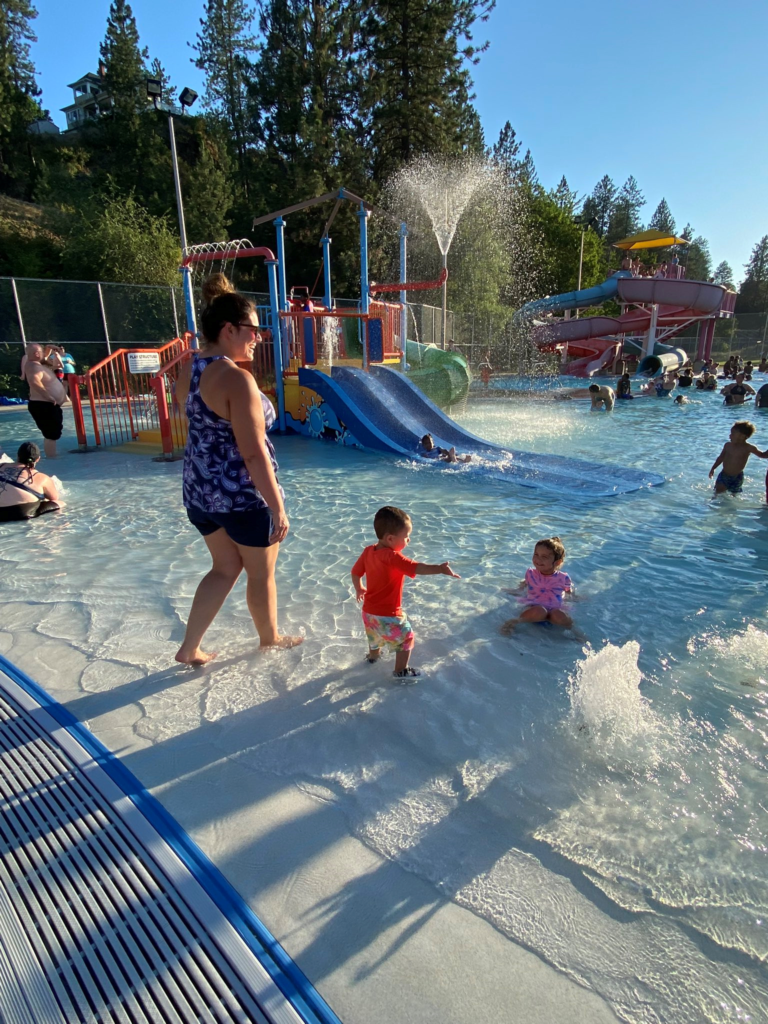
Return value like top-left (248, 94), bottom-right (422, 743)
top-left (149, 336), bottom-right (277, 459)
top-left (151, 347), bottom-right (193, 458)
top-left (74, 335), bottom-right (193, 449)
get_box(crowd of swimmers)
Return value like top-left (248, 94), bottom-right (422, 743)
top-left (587, 352), bottom-right (768, 412)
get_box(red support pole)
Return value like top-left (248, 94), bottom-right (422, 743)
top-left (67, 375), bottom-right (88, 449)
top-left (84, 372), bottom-right (102, 447)
top-left (151, 376), bottom-right (175, 459)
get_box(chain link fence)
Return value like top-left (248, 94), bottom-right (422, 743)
top-left (2, 275), bottom-right (766, 387)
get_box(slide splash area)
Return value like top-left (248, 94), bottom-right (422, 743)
top-left (524, 275), bottom-right (725, 377)
top-left (299, 365), bottom-right (664, 497)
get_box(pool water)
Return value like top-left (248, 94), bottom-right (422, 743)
top-left (2, 382), bottom-right (768, 1024)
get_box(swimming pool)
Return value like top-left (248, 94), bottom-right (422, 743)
top-left (1, 381), bottom-right (768, 1024)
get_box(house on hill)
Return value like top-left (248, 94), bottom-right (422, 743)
top-left (61, 71), bottom-right (112, 130)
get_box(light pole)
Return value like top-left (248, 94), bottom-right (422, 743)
top-left (146, 80), bottom-right (199, 344)
top-left (573, 215), bottom-right (598, 319)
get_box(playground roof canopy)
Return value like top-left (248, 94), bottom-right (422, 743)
top-left (614, 229), bottom-right (690, 250)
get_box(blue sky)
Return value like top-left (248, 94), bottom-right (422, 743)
top-left (33, 0), bottom-right (768, 285)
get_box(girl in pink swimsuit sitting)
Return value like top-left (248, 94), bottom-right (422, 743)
top-left (501, 536), bottom-right (574, 634)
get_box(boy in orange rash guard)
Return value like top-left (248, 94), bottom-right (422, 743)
top-left (351, 505), bottom-right (460, 679)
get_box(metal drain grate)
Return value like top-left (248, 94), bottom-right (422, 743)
top-left (0, 665), bottom-right (336, 1024)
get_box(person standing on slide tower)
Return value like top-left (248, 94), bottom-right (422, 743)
top-left (175, 281), bottom-right (302, 663)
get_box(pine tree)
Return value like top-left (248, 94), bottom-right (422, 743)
top-left (100, 0), bottom-right (147, 120)
top-left (550, 176), bottom-right (578, 213)
top-left (713, 260), bottom-right (734, 289)
top-left (246, 0), bottom-right (366, 291)
top-left (250, 0), bottom-right (360, 183)
top-left (737, 236), bottom-right (768, 313)
top-left (183, 124), bottom-right (234, 243)
top-left (0, 0), bottom-right (38, 94)
top-left (685, 235), bottom-right (711, 282)
top-left (648, 198), bottom-right (675, 235)
top-left (193, 0), bottom-right (257, 196)
top-left (0, 0), bottom-right (43, 195)
top-left (607, 175), bottom-right (644, 244)
top-left (492, 121), bottom-right (522, 191)
top-left (148, 57), bottom-right (176, 107)
top-left (516, 149), bottom-right (538, 190)
top-left (361, 0), bottom-right (494, 180)
top-left (582, 175), bottom-right (615, 237)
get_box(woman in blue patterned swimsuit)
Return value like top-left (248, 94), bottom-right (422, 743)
top-left (175, 286), bottom-right (302, 664)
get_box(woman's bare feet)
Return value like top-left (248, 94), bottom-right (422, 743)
top-left (175, 647), bottom-right (218, 666)
top-left (259, 635), bottom-right (304, 650)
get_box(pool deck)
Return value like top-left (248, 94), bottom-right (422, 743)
top-left (0, 605), bottom-right (619, 1024)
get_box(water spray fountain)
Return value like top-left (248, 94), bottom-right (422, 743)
top-left (390, 156), bottom-right (497, 348)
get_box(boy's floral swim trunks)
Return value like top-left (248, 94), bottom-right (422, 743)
top-left (362, 612), bottom-right (415, 652)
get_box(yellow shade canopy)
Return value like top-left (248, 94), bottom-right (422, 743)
top-left (613, 229), bottom-right (690, 250)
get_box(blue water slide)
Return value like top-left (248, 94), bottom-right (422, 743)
top-left (298, 365), bottom-right (664, 497)
top-left (516, 271), bottom-right (633, 321)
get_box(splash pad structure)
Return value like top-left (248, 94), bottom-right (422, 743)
top-left (66, 186), bottom-right (663, 495)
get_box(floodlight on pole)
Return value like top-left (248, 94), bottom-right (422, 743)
top-left (146, 77), bottom-right (199, 343)
top-left (145, 78), bottom-right (162, 108)
top-left (179, 87), bottom-right (198, 112)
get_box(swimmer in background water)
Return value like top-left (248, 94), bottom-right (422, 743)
top-left (588, 383), bottom-right (615, 411)
top-left (721, 373), bottom-right (756, 406)
top-left (708, 421), bottom-right (768, 495)
top-left (674, 394), bottom-right (689, 405)
top-left (696, 371), bottom-right (717, 391)
top-left (616, 372), bottom-right (634, 400)
top-left (500, 536), bottom-right (575, 634)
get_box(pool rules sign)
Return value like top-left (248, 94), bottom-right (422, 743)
top-left (128, 352), bottom-right (161, 374)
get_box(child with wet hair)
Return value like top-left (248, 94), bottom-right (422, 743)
top-left (351, 505), bottom-right (460, 679)
top-left (709, 421), bottom-right (768, 494)
top-left (501, 536), bottom-right (574, 634)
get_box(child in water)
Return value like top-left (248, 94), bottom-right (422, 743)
top-left (351, 505), bottom-right (460, 679)
top-left (709, 421), bottom-right (768, 494)
top-left (500, 537), bottom-right (574, 634)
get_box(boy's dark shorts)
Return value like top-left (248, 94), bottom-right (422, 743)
top-left (186, 505), bottom-right (274, 547)
top-left (28, 400), bottom-right (63, 441)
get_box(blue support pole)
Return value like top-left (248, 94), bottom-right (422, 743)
top-left (274, 217), bottom-right (288, 310)
top-left (266, 259), bottom-right (286, 433)
top-left (358, 204), bottom-right (370, 370)
top-left (181, 266), bottom-right (198, 347)
top-left (399, 221), bottom-right (408, 372)
top-left (273, 215), bottom-right (290, 370)
top-left (322, 234), bottom-right (332, 309)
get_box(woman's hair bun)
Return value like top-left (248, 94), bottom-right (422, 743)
top-left (201, 273), bottom-right (235, 307)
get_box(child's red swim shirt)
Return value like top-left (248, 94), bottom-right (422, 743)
top-left (351, 545), bottom-right (418, 616)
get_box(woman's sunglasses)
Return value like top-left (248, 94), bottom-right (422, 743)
top-left (235, 322), bottom-right (262, 338)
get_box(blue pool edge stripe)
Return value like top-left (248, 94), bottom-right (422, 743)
top-left (0, 651), bottom-right (343, 1024)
